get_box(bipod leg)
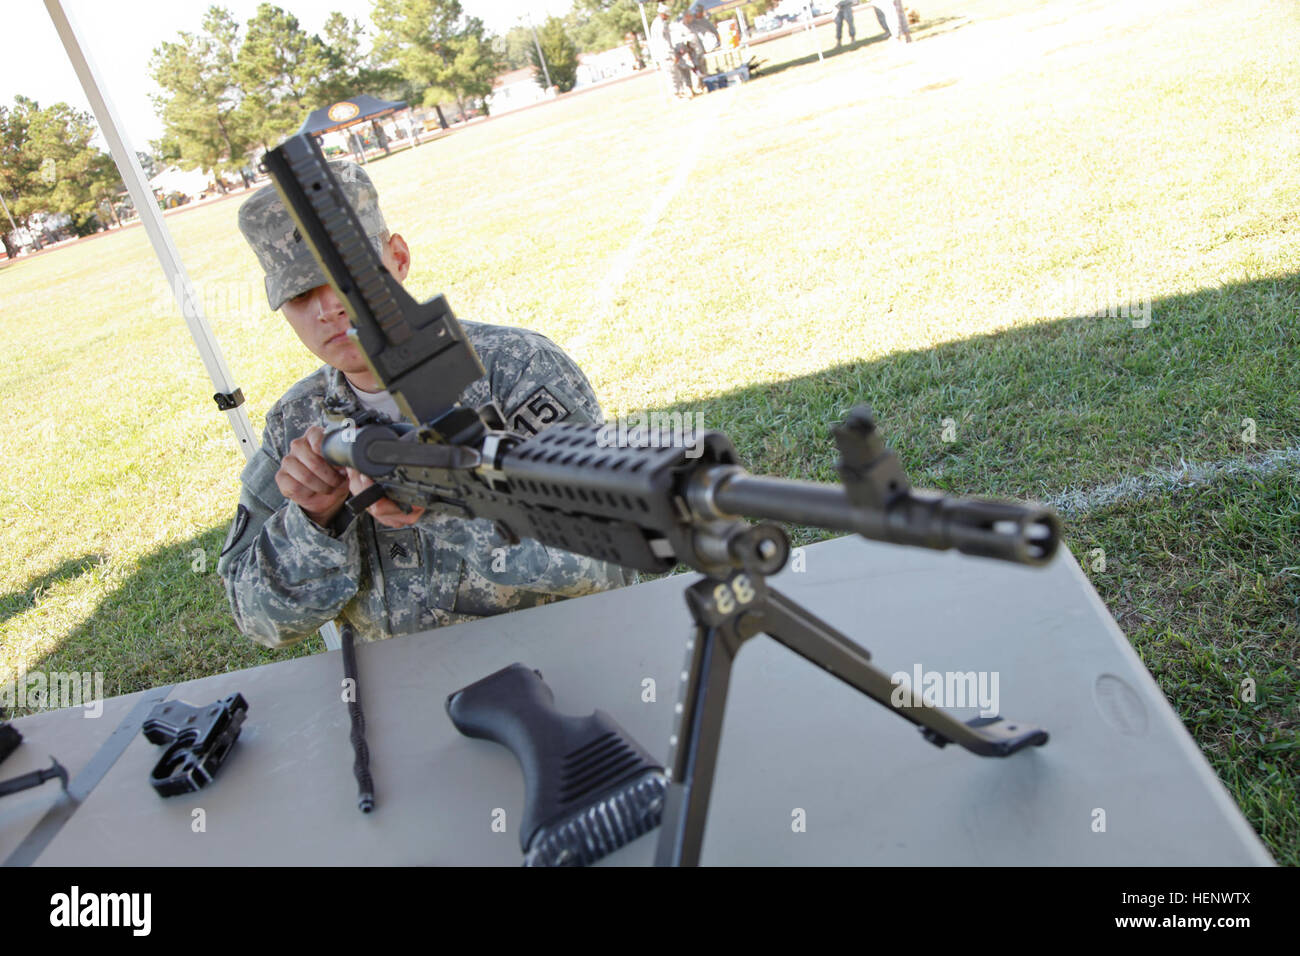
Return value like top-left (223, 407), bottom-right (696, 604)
top-left (757, 586), bottom-right (1049, 757)
top-left (655, 570), bottom-right (766, 866)
top-left (654, 572), bottom-right (1049, 866)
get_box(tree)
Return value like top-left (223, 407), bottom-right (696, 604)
top-left (150, 6), bottom-right (253, 190)
top-left (371, 0), bottom-right (503, 119)
top-left (1, 96), bottom-right (122, 236)
top-left (445, 19), bottom-right (503, 113)
top-left (150, 135), bottom-right (183, 166)
top-left (0, 102), bottom-right (35, 255)
top-left (371, 0), bottom-right (463, 88)
top-left (529, 18), bottom-right (580, 94)
top-left (317, 12), bottom-right (403, 102)
top-left (234, 3), bottom-right (335, 150)
top-left (135, 150), bottom-right (159, 181)
top-left (570, 0), bottom-right (647, 54)
top-left (150, 4), bottom-right (399, 173)
top-left (495, 25), bottom-right (537, 71)
top-left (0, 99), bottom-right (37, 222)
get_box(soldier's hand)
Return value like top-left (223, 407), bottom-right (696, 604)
top-left (276, 425), bottom-right (350, 528)
top-left (347, 469), bottom-right (426, 529)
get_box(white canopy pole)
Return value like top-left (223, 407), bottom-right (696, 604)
top-left (45, 0), bottom-right (344, 652)
top-left (527, 13), bottom-right (553, 91)
top-left (804, 3), bottom-right (825, 64)
top-left (637, 1), bottom-right (653, 55)
top-left (44, 0), bottom-right (258, 459)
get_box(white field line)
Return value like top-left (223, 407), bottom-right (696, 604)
top-left (592, 93), bottom-right (736, 309)
top-left (1045, 446), bottom-right (1300, 517)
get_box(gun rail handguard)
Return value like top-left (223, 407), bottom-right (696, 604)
top-left (323, 417), bottom-right (1059, 575)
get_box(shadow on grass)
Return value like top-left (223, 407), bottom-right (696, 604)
top-left (0, 554), bottom-right (108, 630)
top-left (664, 273), bottom-right (1298, 507)
top-left (756, 33), bottom-right (889, 81)
top-left (20, 527), bottom-right (318, 712)
top-left (754, 15), bottom-right (969, 81)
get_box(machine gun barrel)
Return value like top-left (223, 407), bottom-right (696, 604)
top-left (706, 473), bottom-right (1058, 566)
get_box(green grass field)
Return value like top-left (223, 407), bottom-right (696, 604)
top-left (2, 0), bottom-right (1296, 861)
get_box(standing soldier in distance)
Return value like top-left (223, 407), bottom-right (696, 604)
top-left (834, 0), bottom-right (856, 48)
top-left (648, 3), bottom-right (694, 98)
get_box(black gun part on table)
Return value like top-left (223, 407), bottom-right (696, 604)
top-left (0, 719), bottom-right (21, 767)
top-left (0, 716), bottom-right (69, 800)
top-left (447, 664), bottom-right (668, 867)
top-left (141, 695), bottom-right (248, 796)
top-left (263, 133), bottom-right (1062, 867)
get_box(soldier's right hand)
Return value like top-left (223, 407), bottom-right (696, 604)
top-left (275, 425), bottom-right (350, 529)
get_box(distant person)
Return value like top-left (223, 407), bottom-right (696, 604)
top-left (672, 15), bottom-right (707, 92)
top-left (685, 7), bottom-right (721, 71)
top-left (679, 12), bottom-right (707, 86)
top-left (834, 0), bottom-right (856, 48)
top-left (874, 0), bottom-right (913, 43)
top-left (648, 3), bottom-right (694, 98)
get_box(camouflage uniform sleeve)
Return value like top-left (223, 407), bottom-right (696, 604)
top-left (489, 334), bottom-right (604, 437)
top-left (215, 427), bottom-right (363, 649)
top-left (424, 333), bottom-right (634, 598)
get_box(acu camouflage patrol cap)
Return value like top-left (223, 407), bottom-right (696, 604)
top-left (238, 161), bottom-right (390, 311)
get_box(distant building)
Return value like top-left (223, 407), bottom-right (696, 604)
top-left (148, 165), bottom-right (214, 202)
top-left (488, 66), bottom-right (554, 115)
top-left (575, 47), bottom-right (639, 89)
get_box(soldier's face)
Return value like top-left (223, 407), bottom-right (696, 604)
top-left (280, 233), bottom-right (410, 376)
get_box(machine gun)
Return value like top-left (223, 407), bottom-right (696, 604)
top-left (262, 133), bottom-right (1061, 866)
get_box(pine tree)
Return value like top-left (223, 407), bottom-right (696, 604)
top-left (0, 99), bottom-right (37, 220)
top-left (571, 0), bottom-right (649, 54)
top-left (529, 19), bottom-right (580, 94)
top-left (371, 0), bottom-right (502, 119)
top-left (3, 97), bottom-right (121, 235)
top-left (234, 4), bottom-right (335, 148)
top-left (496, 26), bottom-right (537, 71)
top-left (318, 12), bottom-right (402, 102)
top-left (445, 20), bottom-right (503, 115)
top-left (150, 6), bottom-right (253, 189)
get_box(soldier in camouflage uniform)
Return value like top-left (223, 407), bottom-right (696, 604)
top-left (682, 9), bottom-right (717, 79)
top-left (217, 163), bottom-right (631, 648)
top-left (648, 4), bottom-right (694, 98)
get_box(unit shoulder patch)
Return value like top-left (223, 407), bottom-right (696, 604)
top-left (508, 387), bottom-right (570, 436)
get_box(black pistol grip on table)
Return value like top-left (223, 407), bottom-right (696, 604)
top-left (446, 663), bottom-right (666, 865)
top-left (141, 694), bottom-right (248, 796)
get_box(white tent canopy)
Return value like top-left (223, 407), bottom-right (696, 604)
top-left (147, 164), bottom-right (215, 199)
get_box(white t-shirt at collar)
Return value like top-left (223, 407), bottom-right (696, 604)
top-left (347, 381), bottom-right (404, 424)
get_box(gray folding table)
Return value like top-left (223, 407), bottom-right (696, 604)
top-left (2, 535), bottom-right (1273, 866)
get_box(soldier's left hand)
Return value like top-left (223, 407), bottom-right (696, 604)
top-left (347, 469), bottom-right (426, 529)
